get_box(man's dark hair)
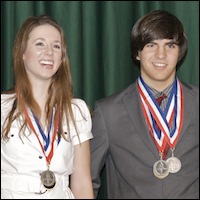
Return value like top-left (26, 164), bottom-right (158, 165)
top-left (131, 10), bottom-right (187, 67)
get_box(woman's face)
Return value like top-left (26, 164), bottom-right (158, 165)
top-left (23, 24), bottom-right (62, 83)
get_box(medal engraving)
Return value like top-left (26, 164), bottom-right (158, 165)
top-left (40, 170), bottom-right (56, 189)
top-left (166, 156), bottom-right (181, 173)
top-left (153, 160), bottom-right (169, 179)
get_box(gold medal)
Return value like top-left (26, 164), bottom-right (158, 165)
top-left (40, 169), bottom-right (56, 189)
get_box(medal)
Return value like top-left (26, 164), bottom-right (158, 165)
top-left (40, 169), bottom-right (56, 189)
top-left (166, 156), bottom-right (181, 173)
top-left (138, 77), bottom-right (184, 179)
top-left (21, 105), bottom-right (60, 190)
top-left (166, 148), bottom-right (181, 173)
top-left (153, 159), bottom-right (169, 179)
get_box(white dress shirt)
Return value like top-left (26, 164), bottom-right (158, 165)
top-left (1, 94), bottom-right (93, 199)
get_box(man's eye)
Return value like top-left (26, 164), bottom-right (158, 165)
top-left (167, 43), bottom-right (176, 48)
top-left (146, 43), bottom-right (155, 48)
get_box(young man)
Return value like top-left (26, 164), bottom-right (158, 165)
top-left (90, 10), bottom-right (199, 199)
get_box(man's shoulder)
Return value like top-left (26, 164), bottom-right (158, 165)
top-left (181, 81), bottom-right (199, 95)
top-left (96, 82), bottom-right (137, 105)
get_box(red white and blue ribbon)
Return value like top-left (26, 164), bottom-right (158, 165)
top-left (138, 76), bottom-right (184, 154)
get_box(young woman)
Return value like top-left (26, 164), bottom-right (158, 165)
top-left (1, 15), bottom-right (94, 199)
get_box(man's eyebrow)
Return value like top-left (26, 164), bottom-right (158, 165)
top-left (166, 41), bottom-right (179, 45)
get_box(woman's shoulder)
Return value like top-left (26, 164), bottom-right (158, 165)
top-left (71, 98), bottom-right (91, 120)
top-left (67, 98), bottom-right (93, 145)
top-left (1, 92), bottom-right (16, 122)
top-left (1, 92), bottom-right (16, 106)
top-left (72, 98), bottom-right (88, 106)
top-left (72, 98), bottom-right (90, 110)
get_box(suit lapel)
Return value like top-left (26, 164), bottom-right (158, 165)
top-left (122, 82), bottom-right (159, 157)
top-left (176, 83), bottom-right (197, 147)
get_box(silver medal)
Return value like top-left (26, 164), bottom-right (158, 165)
top-left (40, 169), bottom-right (56, 189)
top-left (166, 156), bottom-right (181, 173)
top-left (153, 159), bottom-right (169, 179)
top-left (166, 147), bottom-right (181, 173)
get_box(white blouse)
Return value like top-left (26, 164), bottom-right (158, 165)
top-left (1, 93), bottom-right (93, 199)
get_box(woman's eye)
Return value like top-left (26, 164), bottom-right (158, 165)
top-left (35, 42), bottom-right (44, 46)
top-left (54, 44), bottom-right (61, 49)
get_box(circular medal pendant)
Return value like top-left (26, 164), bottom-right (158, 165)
top-left (40, 170), bottom-right (56, 189)
top-left (153, 160), bottom-right (169, 179)
top-left (166, 156), bottom-right (181, 173)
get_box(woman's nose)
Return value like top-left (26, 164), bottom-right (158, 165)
top-left (44, 45), bottom-right (53, 55)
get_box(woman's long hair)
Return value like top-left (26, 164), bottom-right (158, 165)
top-left (2, 15), bottom-right (80, 142)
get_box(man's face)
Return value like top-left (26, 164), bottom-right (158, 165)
top-left (137, 39), bottom-right (179, 91)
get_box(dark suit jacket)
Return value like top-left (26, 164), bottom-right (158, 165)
top-left (90, 80), bottom-right (199, 199)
